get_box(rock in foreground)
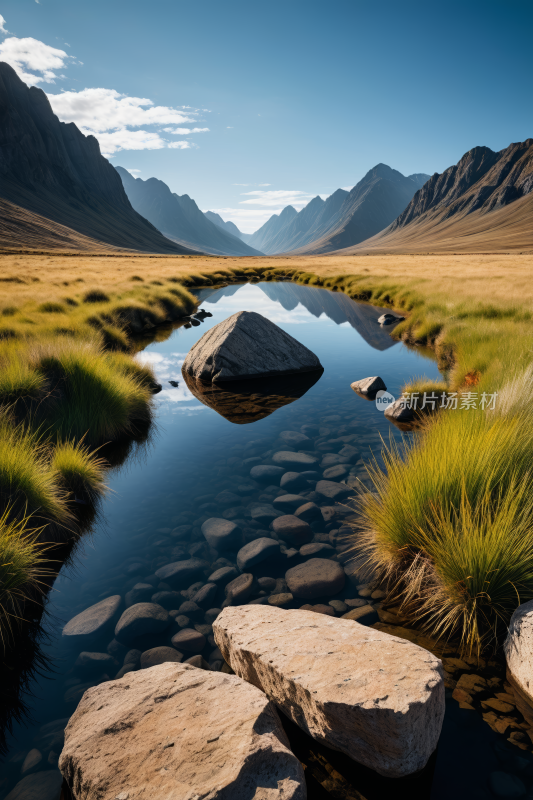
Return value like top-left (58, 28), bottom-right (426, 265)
top-left (214, 605), bottom-right (444, 778)
top-left (350, 376), bottom-right (387, 396)
top-left (182, 310), bottom-right (322, 382)
top-left (59, 662), bottom-right (305, 800)
top-left (505, 599), bottom-right (533, 733)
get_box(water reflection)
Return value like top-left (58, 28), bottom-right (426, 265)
top-left (182, 369), bottom-right (324, 424)
top-left (198, 282), bottom-right (400, 351)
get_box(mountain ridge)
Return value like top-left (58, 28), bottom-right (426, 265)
top-left (337, 139), bottom-right (533, 254)
top-left (117, 169), bottom-right (262, 257)
top-left (0, 62), bottom-right (194, 254)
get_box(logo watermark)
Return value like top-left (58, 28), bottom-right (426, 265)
top-left (375, 390), bottom-right (498, 412)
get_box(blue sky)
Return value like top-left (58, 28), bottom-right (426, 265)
top-left (0, 0), bottom-right (531, 231)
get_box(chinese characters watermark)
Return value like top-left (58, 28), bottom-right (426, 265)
top-left (375, 390), bottom-right (498, 412)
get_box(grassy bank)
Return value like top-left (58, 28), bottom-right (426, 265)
top-left (1, 251), bottom-right (533, 653)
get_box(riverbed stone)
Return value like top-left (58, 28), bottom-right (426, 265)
top-left (236, 538), bottom-right (281, 571)
top-left (286, 558), bottom-right (345, 600)
top-left (351, 376), bottom-right (387, 396)
top-left (272, 451), bottom-right (318, 471)
top-left (114, 603), bottom-right (169, 644)
top-left (299, 603), bottom-right (335, 616)
top-left (315, 480), bottom-right (352, 501)
top-left (225, 573), bottom-right (255, 604)
top-left (201, 518), bottom-right (242, 550)
top-left (279, 431), bottom-right (312, 448)
top-left (5, 771), bottom-right (63, 800)
top-left (74, 652), bottom-right (115, 675)
top-left (342, 605), bottom-right (379, 626)
top-left (504, 599), bottom-right (533, 732)
top-left (155, 558), bottom-right (208, 588)
top-left (125, 583), bottom-right (153, 607)
top-left (249, 504), bottom-right (280, 524)
top-left (171, 628), bottom-right (207, 653)
top-left (280, 471), bottom-right (320, 492)
top-left (59, 662), bottom-right (305, 800)
top-left (208, 566), bottom-right (239, 586)
top-left (215, 490), bottom-right (241, 508)
top-left (323, 464), bottom-right (350, 480)
top-left (140, 646), bottom-right (183, 669)
top-left (184, 654), bottom-right (211, 670)
top-left (273, 494), bottom-right (307, 511)
top-left (151, 590), bottom-right (183, 609)
top-left (300, 543), bottom-right (334, 557)
top-left (62, 596), bottom-right (122, 643)
top-left (191, 582), bottom-right (218, 608)
top-left (214, 605), bottom-right (445, 778)
top-left (294, 502), bottom-right (322, 522)
top-left (272, 515), bottom-right (312, 546)
top-left (250, 464), bottom-right (285, 483)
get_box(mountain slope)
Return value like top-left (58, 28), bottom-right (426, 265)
top-left (0, 62), bottom-right (193, 254)
top-left (264, 190), bottom-right (350, 254)
top-left (247, 205), bottom-right (298, 253)
top-left (204, 211), bottom-right (243, 239)
top-left (289, 165), bottom-right (430, 254)
top-left (117, 169), bottom-right (262, 256)
top-left (338, 140), bottom-right (533, 254)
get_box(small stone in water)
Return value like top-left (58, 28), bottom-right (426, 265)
top-left (171, 629), bottom-right (206, 653)
top-left (268, 593), bottom-right (294, 608)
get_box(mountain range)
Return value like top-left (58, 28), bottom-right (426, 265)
top-left (247, 167), bottom-right (430, 254)
top-left (337, 140), bottom-right (533, 254)
top-left (117, 169), bottom-right (262, 256)
top-left (0, 62), bottom-right (194, 254)
top-left (204, 211), bottom-right (252, 244)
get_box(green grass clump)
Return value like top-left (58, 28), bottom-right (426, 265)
top-left (38, 341), bottom-right (152, 444)
top-left (83, 289), bottom-right (110, 304)
top-left (359, 368), bottom-right (533, 655)
top-left (38, 302), bottom-right (66, 314)
top-left (51, 441), bottom-right (107, 503)
top-left (0, 510), bottom-right (49, 643)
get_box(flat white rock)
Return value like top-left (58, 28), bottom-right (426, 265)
top-left (214, 605), bottom-right (445, 778)
top-left (505, 599), bottom-right (533, 730)
top-left (182, 310), bottom-right (322, 382)
top-left (59, 661), bottom-right (305, 800)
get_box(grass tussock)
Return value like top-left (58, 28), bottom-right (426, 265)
top-left (359, 366), bottom-right (533, 655)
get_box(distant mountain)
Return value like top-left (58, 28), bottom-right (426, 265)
top-left (247, 205), bottom-right (298, 253)
top-left (338, 140), bottom-right (533, 254)
top-left (247, 166), bottom-right (430, 255)
top-left (0, 62), bottom-right (193, 254)
top-left (117, 169), bottom-right (262, 256)
top-left (204, 211), bottom-right (241, 238)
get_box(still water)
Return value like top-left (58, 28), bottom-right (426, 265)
top-left (1, 282), bottom-right (529, 800)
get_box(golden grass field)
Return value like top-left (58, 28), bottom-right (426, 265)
top-left (1, 251), bottom-right (532, 309)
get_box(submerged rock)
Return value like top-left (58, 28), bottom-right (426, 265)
top-left (62, 596), bottom-right (122, 643)
top-left (114, 602), bottom-right (170, 644)
top-left (5, 771), bottom-right (63, 800)
top-left (182, 310), bottom-right (322, 382)
top-left (214, 605), bottom-right (445, 778)
top-left (59, 662), bottom-right (305, 799)
top-left (285, 558), bottom-right (345, 599)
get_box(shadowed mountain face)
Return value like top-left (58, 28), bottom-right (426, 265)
top-left (117, 169), bottom-right (262, 256)
top-left (247, 166), bottom-right (429, 255)
top-left (247, 205), bottom-right (299, 253)
top-left (0, 62), bottom-right (193, 254)
top-left (204, 211), bottom-right (246, 240)
top-left (196, 281), bottom-right (399, 351)
top-left (340, 139), bottom-right (533, 254)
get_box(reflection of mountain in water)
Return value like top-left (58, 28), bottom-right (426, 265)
top-left (258, 283), bottom-right (397, 351)
top-left (182, 369), bottom-right (323, 424)
top-left (195, 282), bottom-right (398, 352)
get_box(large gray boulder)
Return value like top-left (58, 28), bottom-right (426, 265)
top-left (182, 310), bottom-right (322, 382)
top-left (214, 605), bottom-right (445, 778)
top-left (59, 662), bottom-right (305, 800)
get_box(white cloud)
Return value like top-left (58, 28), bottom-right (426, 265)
top-left (240, 189), bottom-right (316, 207)
top-left (341, 185), bottom-right (353, 191)
top-left (48, 88), bottom-right (196, 131)
top-left (94, 129), bottom-right (170, 157)
top-left (163, 127), bottom-right (209, 134)
top-left (258, 183), bottom-right (271, 186)
top-left (210, 206), bottom-right (286, 233)
top-left (167, 141), bottom-right (193, 150)
top-left (125, 168), bottom-right (141, 175)
top-left (0, 36), bottom-right (73, 84)
top-left (0, 15), bottom-right (9, 33)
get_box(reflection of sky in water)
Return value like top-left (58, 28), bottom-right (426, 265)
top-left (202, 283), bottom-right (331, 325)
top-left (134, 351), bottom-right (204, 408)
